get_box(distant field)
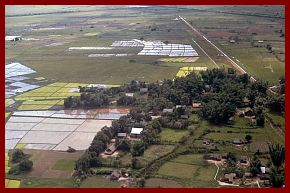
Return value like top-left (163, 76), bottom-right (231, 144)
top-left (5, 6), bottom-right (217, 84)
top-left (183, 7), bottom-right (284, 84)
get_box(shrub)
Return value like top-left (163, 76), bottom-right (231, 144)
top-left (11, 149), bottom-right (26, 163)
top-left (19, 159), bottom-right (33, 171)
top-left (67, 146), bottom-right (77, 153)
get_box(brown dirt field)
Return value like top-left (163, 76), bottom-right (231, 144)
top-left (145, 178), bottom-right (182, 188)
top-left (246, 25), bottom-right (274, 34)
top-left (23, 149), bottom-right (84, 179)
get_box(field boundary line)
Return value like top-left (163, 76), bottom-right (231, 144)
top-left (214, 163), bottom-right (219, 180)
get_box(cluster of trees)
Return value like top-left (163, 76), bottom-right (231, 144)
top-left (249, 151), bottom-right (262, 176)
top-left (75, 126), bottom-right (116, 174)
top-left (267, 95), bottom-right (285, 114)
top-left (146, 74), bottom-right (204, 106)
top-left (199, 69), bottom-right (250, 123)
top-left (9, 149), bottom-right (33, 175)
top-left (65, 69), bottom-right (283, 129)
top-left (224, 152), bottom-right (245, 178)
top-left (64, 92), bottom-right (109, 109)
top-left (117, 95), bottom-right (136, 106)
top-left (198, 68), bottom-right (282, 126)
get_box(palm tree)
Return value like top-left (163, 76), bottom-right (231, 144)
top-left (270, 167), bottom-right (284, 188)
top-left (268, 143), bottom-right (285, 170)
top-left (268, 143), bottom-right (285, 188)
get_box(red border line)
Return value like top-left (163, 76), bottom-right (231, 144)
top-left (3, 0), bottom-right (287, 5)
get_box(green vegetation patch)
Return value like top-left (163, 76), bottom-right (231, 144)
top-left (145, 178), bottom-right (182, 188)
top-left (160, 128), bottom-right (188, 142)
top-left (171, 154), bottom-right (205, 165)
top-left (138, 145), bottom-right (175, 165)
top-left (21, 178), bottom-right (74, 188)
top-left (6, 179), bottom-right (21, 188)
top-left (80, 176), bottom-right (120, 188)
top-left (158, 162), bottom-right (197, 179)
top-left (52, 159), bottom-right (75, 171)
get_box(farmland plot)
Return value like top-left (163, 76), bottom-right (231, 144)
top-left (54, 132), bottom-right (97, 151)
top-left (5, 116), bottom-right (115, 151)
top-left (6, 138), bottom-right (21, 149)
top-left (8, 116), bottom-right (45, 123)
top-left (19, 131), bottom-right (71, 144)
top-left (5, 122), bottom-right (38, 130)
top-left (5, 63), bottom-right (41, 98)
top-left (6, 130), bottom-right (28, 139)
top-left (76, 120), bottom-right (112, 132)
top-left (30, 123), bottom-right (80, 132)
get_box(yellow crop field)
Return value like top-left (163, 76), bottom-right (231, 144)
top-left (5, 112), bottom-right (11, 118)
top-left (6, 180), bottom-right (21, 188)
top-left (5, 153), bottom-right (10, 174)
top-left (175, 66), bottom-right (208, 78)
top-left (22, 100), bottom-right (61, 105)
top-left (159, 57), bottom-right (199, 63)
top-left (15, 82), bottom-right (87, 101)
top-left (15, 143), bottom-right (26, 149)
top-left (175, 67), bottom-right (195, 78)
top-left (15, 82), bottom-right (88, 110)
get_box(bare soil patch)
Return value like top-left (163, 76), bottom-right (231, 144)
top-left (23, 149), bottom-right (83, 179)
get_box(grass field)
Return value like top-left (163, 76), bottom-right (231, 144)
top-left (137, 145), bottom-right (175, 166)
top-left (171, 154), bottom-right (205, 165)
top-left (266, 111), bottom-right (285, 128)
top-left (80, 176), bottom-right (120, 188)
top-left (145, 178), bottom-right (182, 188)
top-left (20, 178), bottom-right (74, 188)
top-left (159, 128), bottom-right (188, 142)
top-left (158, 162), bottom-right (197, 178)
top-left (52, 159), bottom-right (76, 171)
top-left (157, 153), bottom-right (218, 187)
